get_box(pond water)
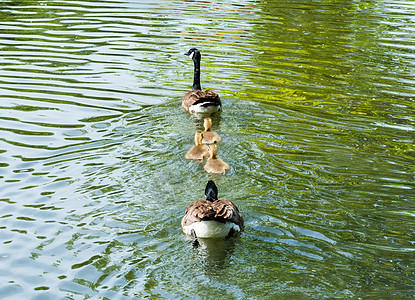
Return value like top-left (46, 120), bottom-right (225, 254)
top-left (1, 0), bottom-right (414, 298)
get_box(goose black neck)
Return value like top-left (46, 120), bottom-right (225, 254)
top-left (192, 56), bottom-right (202, 91)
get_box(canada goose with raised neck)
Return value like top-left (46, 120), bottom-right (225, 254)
top-left (185, 131), bottom-right (209, 160)
top-left (202, 117), bottom-right (221, 144)
top-left (182, 48), bottom-right (221, 114)
top-left (181, 180), bottom-right (243, 245)
top-left (204, 143), bottom-right (229, 174)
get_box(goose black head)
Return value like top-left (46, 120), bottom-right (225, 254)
top-left (205, 180), bottom-right (218, 202)
top-left (184, 48), bottom-right (201, 61)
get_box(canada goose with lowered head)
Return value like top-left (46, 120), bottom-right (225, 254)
top-left (202, 117), bottom-right (221, 144)
top-left (182, 48), bottom-right (221, 114)
top-left (181, 180), bottom-right (243, 245)
top-left (204, 143), bottom-right (229, 174)
top-left (185, 131), bottom-right (209, 160)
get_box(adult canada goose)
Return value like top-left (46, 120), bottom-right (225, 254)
top-left (181, 180), bottom-right (243, 246)
top-left (185, 131), bottom-right (209, 160)
top-left (202, 117), bottom-right (221, 144)
top-left (182, 48), bottom-right (221, 114)
top-left (204, 143), bottom-right (229, 174)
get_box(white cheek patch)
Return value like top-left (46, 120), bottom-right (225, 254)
top-left (189, 52), bottom-right (194, 59)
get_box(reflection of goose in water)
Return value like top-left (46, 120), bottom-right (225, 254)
top-left (185, 131), bottom-right (209, 160)
top-left (182, 48), bottom-right (221, 114)
top-left (204, 144), bottom-right (229, 174)
top-left (202, 118), bottom-right (221, 144)
top-left (181, 180), bottom-right (243, 246)
top-left (191, 238), bottom-right (237, 272)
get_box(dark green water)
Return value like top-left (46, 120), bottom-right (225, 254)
top-left (1, 0), bottom-right (414, 299)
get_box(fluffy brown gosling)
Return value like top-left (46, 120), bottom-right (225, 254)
top-left (203, 143), bottom-right (229, 174)
top-left (185, 131), bottom-right (209, 160)
top-left (202, 118), bottom-right (221, 144)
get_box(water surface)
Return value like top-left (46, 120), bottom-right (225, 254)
top-left (1, 0), bottom-right (414, 298)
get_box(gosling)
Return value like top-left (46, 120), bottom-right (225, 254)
top-left (185, 131), bottom-right (209, 160)
top-left (204, 143), bottom-right (229, 174)
top-left (202, 117), bottom-right (221, 144)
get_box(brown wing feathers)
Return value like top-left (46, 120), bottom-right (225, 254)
top-left (182, 200), bottom-right (215, 226)
top-left (212, 199), bottom-right (244, 227)
top-left (182, 89), bottom-right (221, 111)
top-left (182, 199), bottom-right (243, 227)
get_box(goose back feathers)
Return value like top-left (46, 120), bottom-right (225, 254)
top-left (182, 90), bottom-right (221, 114)
top-left (181, 199), bottom-right (243, 228)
